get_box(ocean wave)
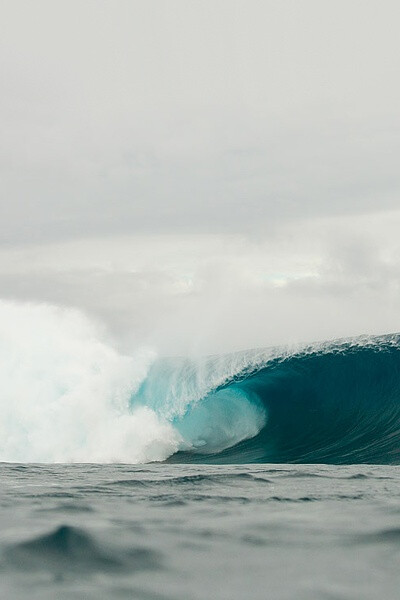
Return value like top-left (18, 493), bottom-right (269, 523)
top-left (4, 525), bottom-right (160, 574)
top-left (1, 300), bottom-right (399, 464)
top-left (165, 334), bottom-right (400, 464)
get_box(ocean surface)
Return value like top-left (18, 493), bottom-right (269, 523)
top-left (1, 463), bottom-right (400, 600)
top-left (1, 304), bottom-right (400, 598)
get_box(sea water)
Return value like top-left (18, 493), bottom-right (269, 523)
top-left (1, 302), bottom-right (400, 598)
top-left (1, 463), bottom-right (399, 600)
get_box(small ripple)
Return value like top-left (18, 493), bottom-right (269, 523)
top-left (269, 496), bottom-right (320, 503)
top-left (356, 527), bottom-right (400, 544)
top-left (268, 493), bottom-right (365, 502)
top-left (155, 473), bottom-right (272, 486)
top-left (35, 502), bottom-right (94, 513)
top-left (147, 495), bottom-right (188, 506)
top-left (277, 471), bottom-right (331, 479)
top-left (4, 524), bottom-right (162, 575)
top-left (186, 494), bottom-right (252, 503)
top-left (344, 473), bottom-right (393, 480)
top-left (103, 479), bottom-right (149, 488)
top-left (30, 492), bottom-right (79, 499)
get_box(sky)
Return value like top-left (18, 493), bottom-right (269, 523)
top-left (1, 0), bottom-right (400, 354)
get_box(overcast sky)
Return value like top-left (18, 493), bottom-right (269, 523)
top-left (1, 1), bottom-right (400, 353)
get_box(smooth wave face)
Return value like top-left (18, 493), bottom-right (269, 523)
top-left (1, 300), bottom-right (400, 464)
top-left (132, 334), bottom-right (400, 465)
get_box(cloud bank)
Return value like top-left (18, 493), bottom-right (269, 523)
top-left (1, 1), bottom-right (399, 353)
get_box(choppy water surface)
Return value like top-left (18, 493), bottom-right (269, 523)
top-left (1, 463), bottom-right (399, 599)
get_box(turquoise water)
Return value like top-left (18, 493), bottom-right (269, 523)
top-left (136, 334), bottom-right (400, 464)
top-left (1, 463), bottom-right (399, 599)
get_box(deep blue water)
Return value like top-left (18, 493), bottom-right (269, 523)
top-left (137, 334), bottom-right (400, 464)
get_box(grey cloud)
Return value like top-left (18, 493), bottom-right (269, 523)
top-left (0, 211), bottom-right (399, 353)
top-left (1, 1), bottom-right (400, 244)
top-left (1, 115), bottom-right (400, 244)
top-left (1, 1), bottom-right (400, 351)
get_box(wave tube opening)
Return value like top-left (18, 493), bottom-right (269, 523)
top-left (165, 336), bottom-right (400, 465)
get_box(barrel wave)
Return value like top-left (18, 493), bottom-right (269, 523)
top-left (134, 334), bottom-right (400, 465)
top-left (1, 300), bottom-right (400, 464)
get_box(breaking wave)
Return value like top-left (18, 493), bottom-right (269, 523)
top-left (1, 300), bottom-right (399, 464)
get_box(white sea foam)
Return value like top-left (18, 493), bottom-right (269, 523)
top-left (0, 300), bottom-right (181, 463)
top-left (0, 300), bottom-right (267, 463)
